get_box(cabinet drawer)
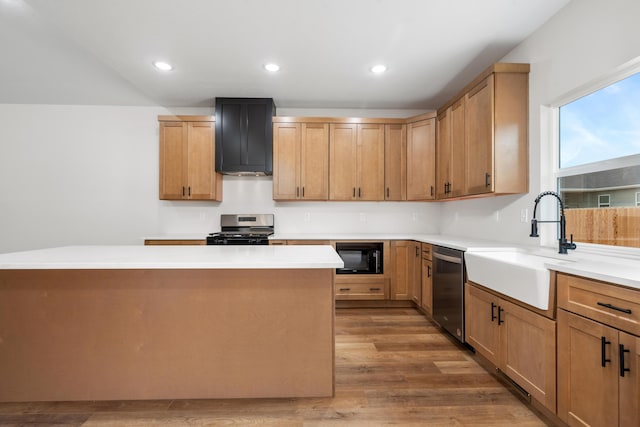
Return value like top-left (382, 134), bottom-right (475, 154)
top-left (421, 243), bottom-right (432, 261)
top-left (335, 277), bottom-right (388, 300)
top-left (144, 239), bottom-right (205, 245)
top-left (557, 273), bottom-right (640, 336)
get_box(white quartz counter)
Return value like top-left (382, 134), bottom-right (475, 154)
top-left (0, 245), bottom-right (344, 270)
top-left (270, 233), bottom-right (516, 251)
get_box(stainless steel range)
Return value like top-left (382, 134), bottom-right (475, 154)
top-left (206, 214), bottom-right (274, 245)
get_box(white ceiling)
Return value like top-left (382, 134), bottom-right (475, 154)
top-left (0, 0), bottom-right (570, 110)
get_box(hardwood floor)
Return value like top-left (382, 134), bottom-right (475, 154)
top-left (0, 308), bottom-right (554, 426)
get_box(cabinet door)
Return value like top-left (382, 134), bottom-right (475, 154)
top-left (421, 258), bottom-right (432, 316)
top-left (159, 121), bottom-right (187, 200)
top-left (619, 332), bottom-right (639, 427)
top-left (273, 122), bottom-right (301, 200)
top-left (329, 123), bottom-right (358, 200)
top-left (464, 284), bottom-right (499, 365)
top-left (357, 124), bottom-right (385, 201)
top-left (407, 118), bottom-right (436, 200)
top-left (390, 241), bottom-right (412, 300)
top-left (557, 309), bottom-right (619, 427)
top-left (187, 121), bottom-right (218, 200)
top-left (409, 242), bottom-right (421, 305)
top-left (436, 109), bottom-right (451, 199)
top-left (500, 299), bottom-right (556, 412)
top-left (300, 123), bottom-right (329, 200)
top-left (450, 97), bottom-right (466, 198)
top-left (384, 124), bottom-right (407, 201)
top-left (465, 75), bottom-right (494, 195)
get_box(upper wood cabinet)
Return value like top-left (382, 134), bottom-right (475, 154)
top-left (273, 122), bottom-right (329, 200)
top-left (329, 123), bottom-right (385, 201)
top-left (436, 98), bottom-right (466, 199)
top-left (159, 117), bottom-right (222, 201)
top-left (384, 124), bottom-right (407, 201)
top-left (406, 118), bottom-right (436, 200)
top-left (437, 63), bottom-right (529, 199)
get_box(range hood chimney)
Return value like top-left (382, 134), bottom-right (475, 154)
top-left (215, 97), bottom-right (275, 176)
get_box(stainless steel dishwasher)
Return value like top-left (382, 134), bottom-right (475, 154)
top-left (432, 245), bottom-right (465, 343)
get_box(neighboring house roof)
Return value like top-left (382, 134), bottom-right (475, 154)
top-left (560, 165), bottom-right (640, 191)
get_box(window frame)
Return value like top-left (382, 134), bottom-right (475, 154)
top-left (548, 56), bottom-right (640, 254)
top-left (597, 194), bottom-right (610, 208)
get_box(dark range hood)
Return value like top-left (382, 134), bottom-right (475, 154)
top-left (215, 97), bottom-right (275, 176)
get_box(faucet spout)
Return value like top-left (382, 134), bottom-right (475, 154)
top-left (529, 191), bottom-right (577, 254)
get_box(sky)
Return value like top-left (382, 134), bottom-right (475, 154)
top-left (560, 71), bottom-right (640, 168)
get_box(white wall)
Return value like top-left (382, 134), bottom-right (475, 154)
top-left (0, 104), bottom-right (438, 253)
top-left (439, 0), bottom-right (640, 246)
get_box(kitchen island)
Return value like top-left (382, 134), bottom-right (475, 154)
top-left (0, 245), bottom-right (343, 402)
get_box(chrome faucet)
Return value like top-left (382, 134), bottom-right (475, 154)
top-left (529, 191), bottom-right (577, 254)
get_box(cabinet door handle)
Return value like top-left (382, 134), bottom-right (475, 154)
top-left (491, 302), bottom-right (497, 322)
top-left (302, 186), bottom-right (305, 197)
top-left (427, 265), bottom-right (431, 278)
top-left (430, 185), bottom-right (434, 197)
top-left (353, 188), bottom-right (356, 197)
top-left (597, 301), bottom-right (632, 314)
top-left (497, 306), bottom-right (504, 325)
top-left (369, 287), bottom-right (381, 291)
top-left (415, 246), bottom-right (419, 257)
top-left (188, 186), bottom-right (191, 197)
top-left (296, 187), bottom-right (299, 197)
top-left (182, 186), bottom-right (185, 197)
top-left (358, 187), bottom-right (361, 198)
top-left (620, 344), bottom-right (631, 377)
top-left (485, 172), bottom-right (491, 187)
top-left (601, 336), bottom-right (612, 367)
top-left (339, 288), bottom-right (351, 291)
top-left (386, 187), bottom-right (390, 198)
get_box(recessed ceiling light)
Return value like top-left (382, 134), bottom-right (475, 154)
top-left (371, 64), bottom-right (387, 73)
top-left (153, 61), bottom-right (173, 71)
top-left (264, 63), bottom-right (280, 72)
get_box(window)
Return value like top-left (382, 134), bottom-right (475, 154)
top-left (598, 194), bottom-right (610, 208)
top-left (556, 67), bottom-right (640, 248)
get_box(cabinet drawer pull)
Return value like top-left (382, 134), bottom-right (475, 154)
top-left (619, 344), bottom-right (631, 377)
top-left (339, 288), bottom-right (351, 291)
top-left (597, 301), bottom-right (632, 314)
top-left (601, 336), bottom-right (612, 367)
top-left (497, 306), bottom-right (504, 325)
top-left (369, 287), bottom-right (381, 291)
top-left (491, 302), bottom-right (497, 322)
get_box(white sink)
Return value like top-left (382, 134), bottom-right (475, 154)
top-left (464, 250), bottom-right (573, 310)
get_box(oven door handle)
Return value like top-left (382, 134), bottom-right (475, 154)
top-left (433, 252), bottom-right (463, 264)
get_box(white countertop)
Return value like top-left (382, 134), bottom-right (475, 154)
top-left (0, 245), bottom-right (344, 270)
top-left (140, 233), bottom-right (640, 290)
top-left (270, 233), bottom-right (516, 251)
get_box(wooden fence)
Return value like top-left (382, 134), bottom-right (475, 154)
top-left (565, 207), bottom-right (640, 248)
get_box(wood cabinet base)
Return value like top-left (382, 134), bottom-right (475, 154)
top-left (0, 268), bottom-right (334, 401)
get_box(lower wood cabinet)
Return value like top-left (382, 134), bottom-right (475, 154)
top-left (557, 273), bottom-right (639, 427)
top-left (390, 241), bottom-right (421, 301)
top-left (335, 276), bottom-right (389, 300)
top-left (465, 282), bottom-right (556, 412)
top-left (421, 243), bottom-right (433, 316)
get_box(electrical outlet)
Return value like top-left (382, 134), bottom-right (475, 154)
top-left (520, 208), bottom-right (529, 223)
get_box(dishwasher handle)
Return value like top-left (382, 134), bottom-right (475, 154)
top-left (433, 252), bottom-right (463, 264)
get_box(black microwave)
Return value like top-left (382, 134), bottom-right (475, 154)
top-left (335, 242), bottom-right (383, 274)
